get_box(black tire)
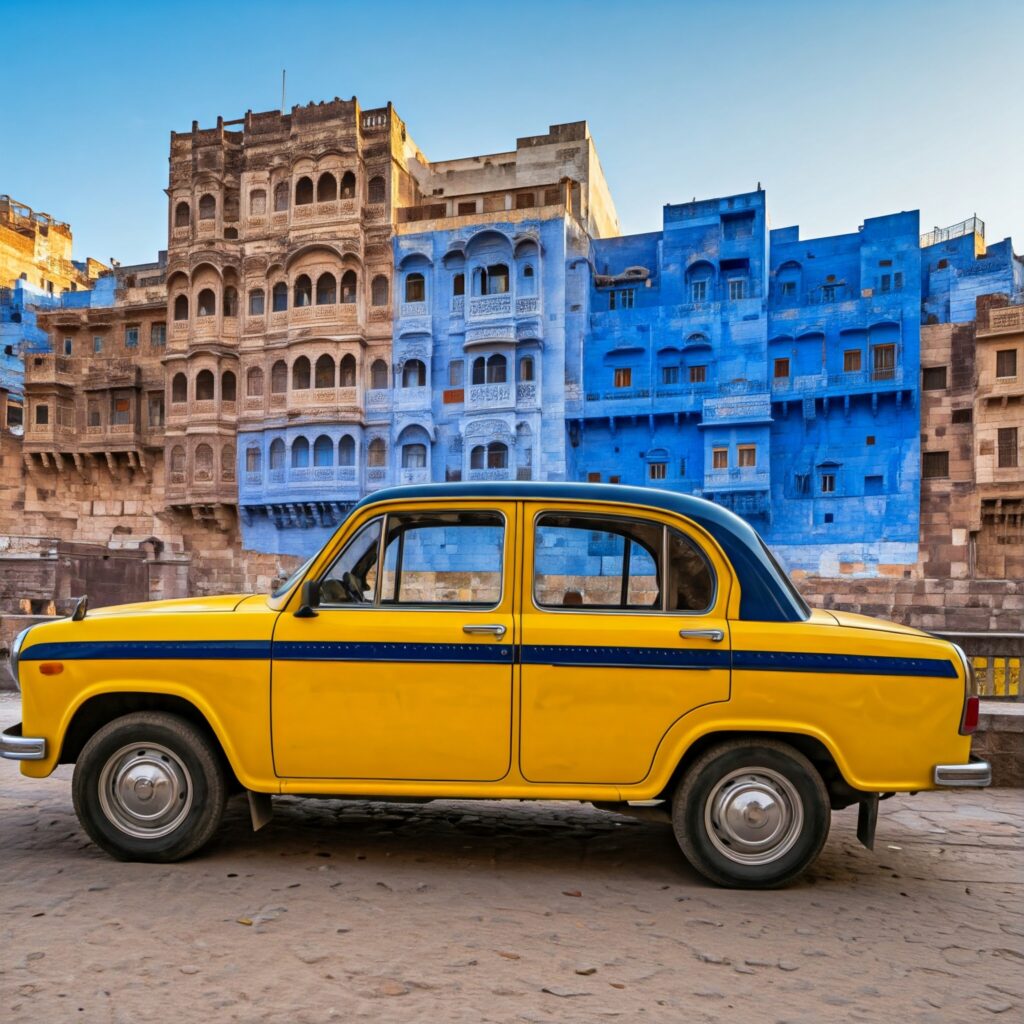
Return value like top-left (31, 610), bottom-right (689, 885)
top-left (672, 739), bottom-right (831, 889)
top-left (72, 711), bottom-right (227, 863)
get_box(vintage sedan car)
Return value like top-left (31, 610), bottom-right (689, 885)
top-left (2, 483), bottom-right (988, 887)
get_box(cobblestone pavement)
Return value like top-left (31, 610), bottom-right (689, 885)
top-left (1, 693), bottom-right (1022, 1024)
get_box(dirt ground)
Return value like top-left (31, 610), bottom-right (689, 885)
top-left (1, 692), bottom-right (1022, 1024)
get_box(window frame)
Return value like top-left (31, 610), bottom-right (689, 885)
top-left (529, 509), bottom-right (717, 618)
top-left (316, 509), bottom-right (509, 612)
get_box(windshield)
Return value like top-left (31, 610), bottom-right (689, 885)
top-left (271, 554), bottom-right (316, 599)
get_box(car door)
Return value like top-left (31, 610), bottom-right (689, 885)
top-left (519, 502), bottom-right (732, 785)
top-left (271, 501), bottom-right (516, 781)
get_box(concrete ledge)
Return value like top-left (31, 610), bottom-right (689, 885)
top-left (974, 700), bottom-right (1024, 788)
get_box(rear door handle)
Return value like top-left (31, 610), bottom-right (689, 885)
top-left (678, 629), bottom-right (725, 642)
top-left (463, 624), bottom-right (507, 638)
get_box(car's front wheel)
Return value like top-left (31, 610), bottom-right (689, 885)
top-left (72, 711), bottom-right (227, 862)
top-left (672, 739), bottom-right (831, 888)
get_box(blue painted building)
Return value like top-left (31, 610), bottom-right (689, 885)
top-left (233, 174), bottom-right (1016, 575)
top-left (0, 281), bottom-right (64, 426)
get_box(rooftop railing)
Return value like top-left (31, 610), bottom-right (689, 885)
top-left (920, 216), bottom-right (985, 249)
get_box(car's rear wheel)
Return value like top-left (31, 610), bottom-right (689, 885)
top-left (72, 711), bottom-right (227, 862)
top-left (672, 739), bottom-right (830, 888)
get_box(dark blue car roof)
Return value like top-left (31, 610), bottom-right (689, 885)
top-left (353, 481), bottom-right (809, 623)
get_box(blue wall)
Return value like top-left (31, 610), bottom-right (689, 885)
top-left (236, 190), bottom-right (1021, 576)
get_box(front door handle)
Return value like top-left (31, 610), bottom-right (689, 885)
top-left (463, 624), bottom-right (507, 638)
top-left (679, 628), bottom-right (725, 642)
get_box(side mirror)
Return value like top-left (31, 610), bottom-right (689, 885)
top-left (294, 579), bottom-right (321, 618)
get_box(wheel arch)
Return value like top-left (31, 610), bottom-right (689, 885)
top-left (58, 690), bottom-right (242, 790)
top-left (657, 728), bottom-right (861, 809)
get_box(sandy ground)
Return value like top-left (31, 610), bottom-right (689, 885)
top-left (1, 692), bottom-right (1022, 1024)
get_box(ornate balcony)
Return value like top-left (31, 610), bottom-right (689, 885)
top-left (516, 381), bottom-right (539, 407)
top-left (468, 467), bottom-right (512, 481)
top-left (468, 295), bottom-right (512, 318)
top-left (703, 468), bottom-right (770, 492)
top-left (399, 301), bottom-right (429, 319)
top-left (515, 296), bottom-right (540, 316)
top-left (394, 386), bottom-right (430, 412)
top-left (398, 468), bottom-right (430, 485)
top-left (365, 388), bottom-right (392, 415)
top-left (467, 382), bottom-right (514, 412)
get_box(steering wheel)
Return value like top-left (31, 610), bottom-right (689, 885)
top-left (340, 571), bottom-right (364, 604)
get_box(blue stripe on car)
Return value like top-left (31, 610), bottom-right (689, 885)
top-left (21, 639), bottom-right (957, 678)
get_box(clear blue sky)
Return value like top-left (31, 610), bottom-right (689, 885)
top-left (1, 0), bottom-right (1021, 267)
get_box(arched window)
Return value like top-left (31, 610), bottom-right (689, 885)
top-left (295, 177), bottom-right (313, 205)
top-left (340, 171), bottom-right (356, 199)
top-left (519, 356), bottom-right (535, 382)
top-left (470, 445), bottom-right (485, 470)
top-left (402, 443), bottom-right (427, 469)
top-left (453, 273), bottom-right (465, 297)
top-left (195, 443), bottom-right (213, 480)
top-left (293, 274), bottom-right (312, 308)
top-left (171, 373), bottom-right (187, 402)
top-left (685, 261), bottom-right (714, 303)
top-left (272, 282), bottom-right (287, 312)
top-left (367, 437), bottom-right (386, 467)
top-left (315, 354), bottom-right (335, 388)
top-left (371, 275), bottom-right (389, 307)
top-left (368, 175), bottom-right (386, 204)
top-left (317, 173), bottom-right (337, 202)
top-left (246, 446), bottom-right (262, 474)
top-left (198, 194), bottom-right (216, 220)
top-left (291, 437), bottom-right (310, 468)
top-left (486, 353), bottom-right (507, 383)
top-left (221, 444), bottom-right (235, 481)
top-left (402, 359), bottom-right (426, 388)
top-left (173, 294), bottom-right (189, 321)
top-left (248, 289), bottom-right (265, 316)
top-left (471, 356), bottom-right (485, 385)
top-left (316, 273), bottom-right (336, 305)
top-left (487, 441), bottom-right (508, 469)
top-left (339, 434), bottom-right (356, 466)
top-left (269, 438), bottom-right (285, 469)
top-left (340, 269), bottom-right (357, 304)
top-left (271, 360), bottom-right (288, 393)
top-left (246, 366), bottom-right (264, 397)
top-left (170, 445), bottom-right (185, 473)
top-left (313, 435), bottom-right (333, 467)
top-left (481, 264), bottom-right (509, 296)
top-left (292, 356), bottom-right (311, 390)
top-left (520, 264), bottom-right (536, 295)
top-left (273, 182), bottom-right (289, 212)
top-left (405, 273), bottom-right (425, 303)
top-left (339, 353), bottom-right (356, 387)
top-left (221, 370), bottom-right (236, 401)
top-left (197, 289), bottom-right (216, 317)
top-left (249, 189), bottom-right (267, 215)
top-left (223, 286), bottom-right (238, 317)
top-left (370, 359), bottom-right (389, 389)
top-left (195, 369), bottom-right (215, 400)
top-left (174, 202), bottom-right (190, 227)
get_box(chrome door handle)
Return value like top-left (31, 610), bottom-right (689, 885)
top-left (463, 624), bottom-right (507, 638)
top-left (678, 629), bottom-right (725, 642)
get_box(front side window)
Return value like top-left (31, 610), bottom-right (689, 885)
top-left (319, 511), bottom-right (505, 608)
top-left (533, 513), bottom-right (713, 613)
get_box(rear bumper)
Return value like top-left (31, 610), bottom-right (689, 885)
top-left (0, 723), bottom-right (47, 761)
top-left (933, 755), bottom-right (991, 788)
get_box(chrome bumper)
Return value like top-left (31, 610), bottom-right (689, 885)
top-left (0, 724), bottom-right (46, 761)
top-left (933, 755), bottom-right (991, 788)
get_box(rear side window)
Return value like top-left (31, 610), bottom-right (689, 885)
top-left (533, 513), bottom-right (713, 613)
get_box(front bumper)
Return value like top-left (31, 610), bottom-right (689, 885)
top-left (0, 724), bottom-right (47, 761)
top-left (933, 755), bottom-right (992, 788)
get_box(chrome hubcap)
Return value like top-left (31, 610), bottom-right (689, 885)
top-left (704, 767), bottom-right (803, 865)
top-left (97, 742), bottom-right (192, 839)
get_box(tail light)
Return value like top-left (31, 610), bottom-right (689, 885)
top-left (951, 643), bottom-right (978, 735)
top-left (960, 694), bottom-right (980, 735)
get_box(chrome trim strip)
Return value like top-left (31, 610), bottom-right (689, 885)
top-left (1, 725), bottom-right (47, 761)
top-left (933, 757), bottom-right (991, 788)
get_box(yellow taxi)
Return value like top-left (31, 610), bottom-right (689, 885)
top-left (2, 483), bottom-right (989, 888)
